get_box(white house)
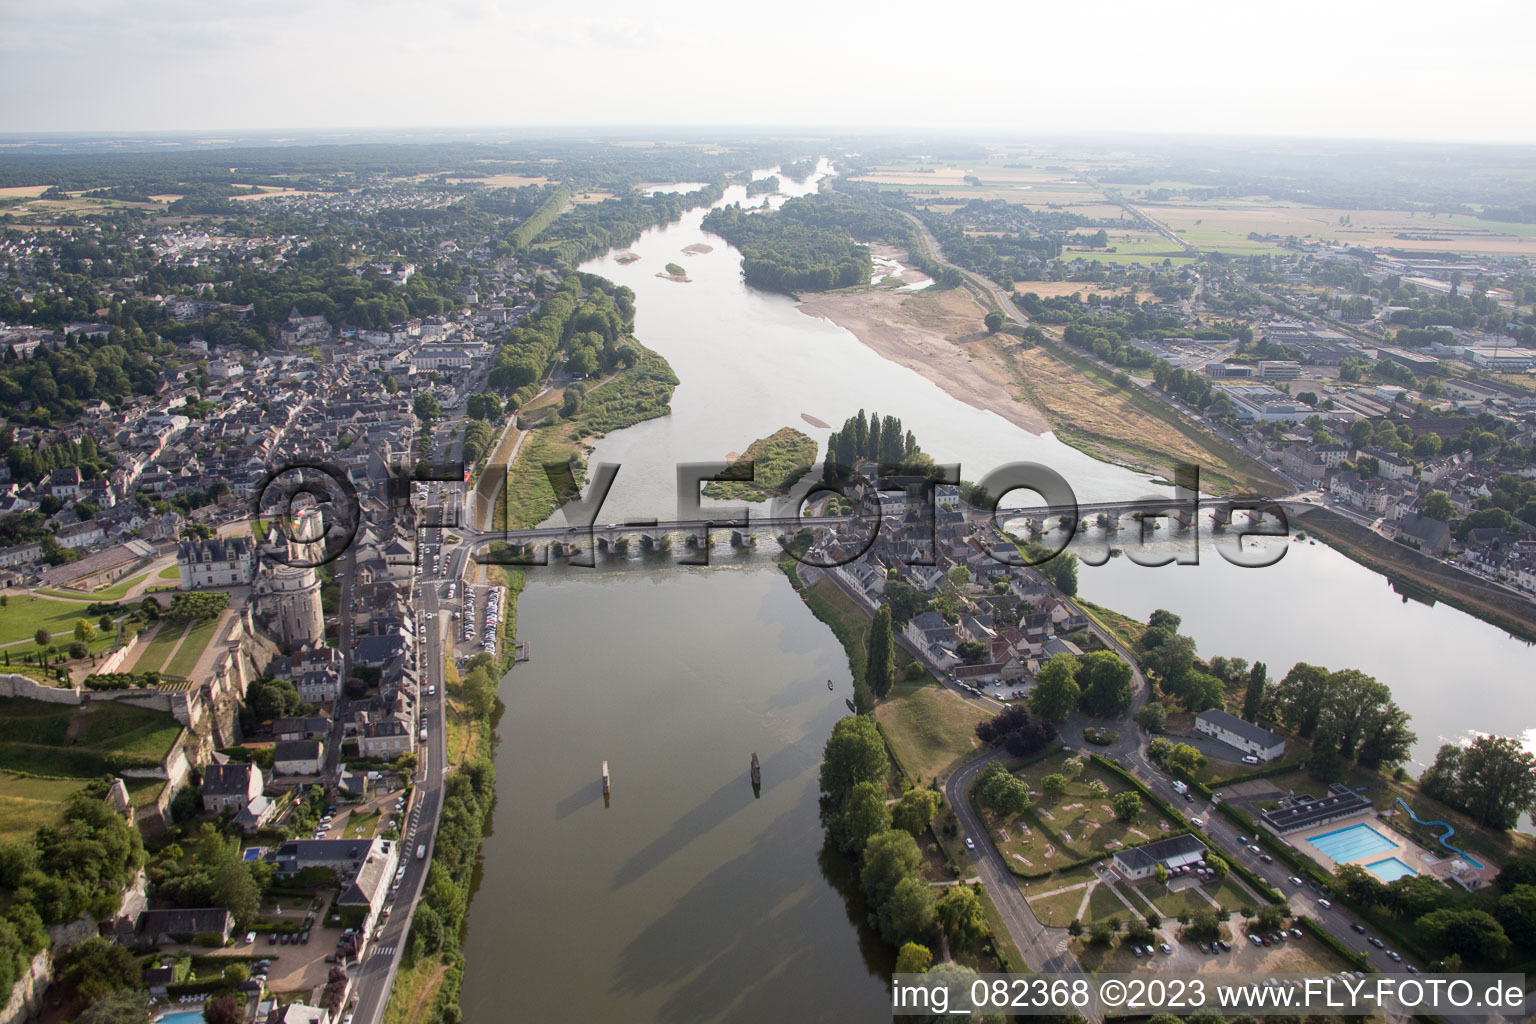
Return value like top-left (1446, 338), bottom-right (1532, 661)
top-left (1194, 708), bottom-right (1286, 761)
top-left (1112, 834), bottom-right (1208, 881)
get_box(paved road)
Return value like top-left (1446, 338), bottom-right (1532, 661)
top-left (349, 481), bottom-right (454, 1024)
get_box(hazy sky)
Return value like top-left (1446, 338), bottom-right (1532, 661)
top-left (3, 0), bottom-right (1533, 143)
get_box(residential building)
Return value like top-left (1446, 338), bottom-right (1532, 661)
top-left (202, 761), bottom-right (264, 814)
top-left (273, 740), bottom-right (323, 776)
top-left (1194, 708), bottom-right (1286, 761)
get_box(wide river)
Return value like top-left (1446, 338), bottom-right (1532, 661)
top-left (460, 167), bottom-right (1535, 1022)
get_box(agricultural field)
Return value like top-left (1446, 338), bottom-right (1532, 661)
top-left (0, 698), bottom-right (183, 778)
top-left (980, 751), bottom-right (1174, 875)
top-left (1142, 202), bottom-right (1536, 255)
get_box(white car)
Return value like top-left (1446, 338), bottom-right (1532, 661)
top-left (1242, 755), bottom-right (1260, 765)
top-left (964, 837), bottom-right (975, 850)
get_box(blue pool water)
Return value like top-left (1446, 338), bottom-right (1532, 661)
top-left (157, 1011), bottom-right (204, 1024)
top-left (1309, 823), bottom-right (1397, 863)
top-left (1366, 857), bottom-right (1418, 882)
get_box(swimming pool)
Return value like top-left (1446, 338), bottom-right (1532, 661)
top-left (157, 1011), bottom-right (205, 1024)
top-left (1365, 857), bottom-right (1418, 882)
top-left (1308, 823), bottom-right (1397, 864)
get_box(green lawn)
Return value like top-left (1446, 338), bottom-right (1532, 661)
top-left (0, 771), bottom-right (88, 839)
top-left (130, 621), bottom-right (189, 673)
top-left (1083, 881), bottom-right (1131, 925)
top-left (1028, 884), bottom-right (1093, 927)
top-left (0, 698), bottom-right (183, 776)
top-left (158, 564), bottom-right (182, 580)
top-left (164, 617), bottom-right (219, 677)
top-left (0, 594), bottom-right (99, 646)
top-left (875, 678), bottom-right (991, 785)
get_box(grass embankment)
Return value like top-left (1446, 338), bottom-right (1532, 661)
top-left (997, 335), bottom-right (1286, 496)
top-left (1075, 599), bottom-right (1146, 651)
top-left (874, 679), bottom-right (990, 786)
top-left (492, 344), bottom-right (678, 531)
top-left (0, 771), bottom-right (89, 839)
top-left (0, 698), bottom-right (182, 779)
top-left (702, 427), bottom-right (818, 503)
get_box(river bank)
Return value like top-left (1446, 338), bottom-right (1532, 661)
top-left (795, 247), bottom-right (1051, 435)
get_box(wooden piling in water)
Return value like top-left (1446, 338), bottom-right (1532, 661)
top-left (601, 760), bottom-right (610, 796)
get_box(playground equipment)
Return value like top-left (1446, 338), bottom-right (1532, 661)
top-left (1394, 798), bottom-right (1485, 869)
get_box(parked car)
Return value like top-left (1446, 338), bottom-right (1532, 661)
top-left (1288, 876), bottom-right (1303, 886)
top-left (1318, 898), bottom-right (1333, 909)
top-left (1260, 854), bottom-right (1273, 864)
top-left (269, 933), bottom-right (278, 945)
top-left (1158, 943), bottom-right (1171, 955)
top-left (1351, 923), bottom-right (1367, 934)
top-left (1250, 935), bottom-right (1264, 947)
top-left (1242, 755), bottom-right (1260, 764)
top-left (245, 931), bottom-right (256, 944)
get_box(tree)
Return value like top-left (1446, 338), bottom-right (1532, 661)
top-left (866, 605), bottom-right (896, 699)
top-left (1417, 908), bottom-right (1510, 961)
top-left (861, 829), bottom-right (925, 905)
top-left (561, 386), bottom-right (585, 418)
top-left (1029, 654), bottom-right (1080, 721)
top-left (1338, 864), bottom-right (1387, 907)
top-left (411, 902), bottom-right (445, 955)
top-left (1067, 918), bottom-right (1084, 937)
top-left (1242, 662), bottom-right (1268, 721)
top-left (465, 393), bottom-right (503, 421)
top-left (819, 715), bottom-right (888, 806)
top-left (1075, 650), bottom-right (1133, 717)
top-left (33, 627), bottom-right (49, 649)
top-left (1135, 701), bottom-right (1168, 733)
top-left (1165, 743), bottom-right (1206, 777)
top-left (1260, 903), bottom-right (1293, 930)
top-left (984, 311), bottom-right (1006, 334)
top-left (894, 941), bottom-right (932, 974)
top-left (1041, 774), bottom-right (1068, 802)
top-left (222, 962), bottom-right (250, 985)
top-left (203, 995), bottom-right (242, 1024)
top-left (1111, 791), bottom-right (1143, 821)
top-left (58, 937), bottom-right (138, 1008)
top-left (1154, 863), bottom-right (1168, 884)
top-left (211, 857), bottom-right (260, 928)
top-left (1494, 885), bottom-right (1536, 948)
top-left (76, 990), bottom-right (152, 1024)
top-left (1088, 779), bottom-right (1108, 799)
top-left (1206, 855), bottom-right (1228, 881)
top-left (74, 618), bottom-right (95, 644)
top-left (1274, 662), bottom-right (1331, 738)
top-left (843, 781), bottom-right (893, 854)
top-left (1420, 735), bottom-right (1536, 831)
top-left (977, 762), bottom-right (1031, 816)
top-left (892, 788), bottom-right (942, 838)
top-left (878, 874), bottom-right (937, 945)
top-left (1423, 491), bottom-right (1455, 522)
top-left (937, 885), bottom-right (987, 949)
top-left (412, 393), bottom-right (441, 421)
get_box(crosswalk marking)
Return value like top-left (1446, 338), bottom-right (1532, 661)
top-left (372, 945), bottom-right (396, 958)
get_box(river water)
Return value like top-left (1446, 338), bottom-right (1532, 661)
top-left (460, 166), bottom-right (1535, 1022)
